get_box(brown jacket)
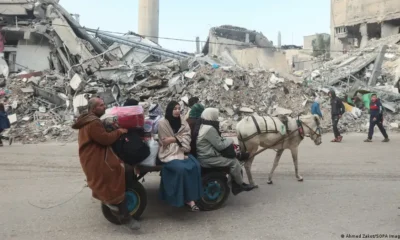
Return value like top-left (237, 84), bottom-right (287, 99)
top-left (72, 113), bottom-right (125, 205)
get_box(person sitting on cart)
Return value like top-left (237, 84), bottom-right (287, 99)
top-left (72, 97), bottom-right (140, 230)
top-left (184, 97), bottom-right (199, 120)
top-left (187, 103), bottom-right (205, 133)
top-left (193, 108), bottom-right (255, 196)
top-left (157, 101), bottom-right (203, 212)
top-left (186, 103), bottom-right (205, 156)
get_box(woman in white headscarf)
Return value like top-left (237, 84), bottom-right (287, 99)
top-left (193, 108), bottom-right (255, 196)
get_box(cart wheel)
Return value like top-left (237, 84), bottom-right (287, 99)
top-left (197, 171), bottom-right (230, 211)
top-left (101, 181), bottom-right (147, 225)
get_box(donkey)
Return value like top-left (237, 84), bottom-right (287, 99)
top-left (236, 114), bottom-right (322, 187)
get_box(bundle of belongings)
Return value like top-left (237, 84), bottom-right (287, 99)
top-left (101, 105), bottom-right (159, 167)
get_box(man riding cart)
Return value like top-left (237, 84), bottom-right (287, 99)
top-left (72, 98), bottom-right (252, 230)
top-left (72, 98), bottom-right (140, 231)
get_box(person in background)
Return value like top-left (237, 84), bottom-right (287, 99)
top-left (72, 97), bottom-right (140, 230)
top-left (364, 94), bottom-right (390, 143)
top-left (193, 108), bottom-right (255, 195)
top-left (187, 103), bottom-right (205, 132)
top-left (0, 103), bottom-right (11, 146)
top-left (186, 103), bottom-right (205, 156)
top-left (311, 97), bottom-right (323, 119)
top-left (328, 90), bottom-right (345, 143)
top-left (184, 97), bottom-right (199, 120)
top-left (123, 98), bottom-right (139, 106)
top-left (157, 101), bottom-right (203, 211)
top-left (147, 103), bottom-right (163, 134)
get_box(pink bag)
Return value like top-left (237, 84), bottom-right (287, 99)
top-left (109, 106), bottom-right (145, 129)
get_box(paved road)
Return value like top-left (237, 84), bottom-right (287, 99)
top-left (1, 133), bottom-right (399, 240)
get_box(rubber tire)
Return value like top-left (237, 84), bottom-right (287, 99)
top-left (197, 172), bottom-right (230, 211)
top-left (101, 181), bottom-right (147, 225)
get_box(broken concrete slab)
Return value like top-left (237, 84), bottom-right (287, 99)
top-left (272, 107), bottom-right (293, 116)
top-left (73, 94), bottom-right (89, 115)
top-left (20, 87), bottom-right (34, 93)
top-left (69, 73), bottom-right (83, 91)
top-left (224, 78), bottom-right (233, 86)
top-left (184, 72), bottom-right (196, 79)
top-left (239, 107), bottom-right (254, 113)
top-left (8, 114), bottom-right (17, 124)
top-left (381, 101), bottom-right (397, 112)
top-left (224, 107), bottom-right (235, 116)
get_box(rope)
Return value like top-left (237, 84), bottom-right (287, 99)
top-left (28, 184), bottom-right (88, 210)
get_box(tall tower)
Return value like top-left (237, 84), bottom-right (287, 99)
top-left (138, 0), bottom-right (159, 44)
top-left (277, 31), bottom-right (281, 49)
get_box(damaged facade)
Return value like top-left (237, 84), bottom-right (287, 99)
top-left (330, 0), bottom-right (400, 57)
top-left (202, 25), bottom-right (290, 73)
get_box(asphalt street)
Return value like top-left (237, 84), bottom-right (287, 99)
top-left (0, 133), bottom-right (399, 240)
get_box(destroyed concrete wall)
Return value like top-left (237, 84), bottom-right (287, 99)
top-left (382, 22), bottom-right (400, 38)
top-left (332, 0), bottom-right (400, 27)
top-left (16, 39), bottom-right (51, 71)
top-left (230, 47), bottom-right (290, 73)
top-left (345, 0), bottom-right (400, 26)
top-left (205, 26), bottom-right (289, 72)
top-left (304, 34), bottom-right (330, 52)
top-left (330, 0), bottom-right (400, 56)
top-left (108, 34), bottom-right (161, 65)
top-left (207, 30), bottom-right (251, 57)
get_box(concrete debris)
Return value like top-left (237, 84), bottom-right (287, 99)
top-left (295, 34), bottom-right (400, 134)
top-left (1, 2), bottom-right (399, 143)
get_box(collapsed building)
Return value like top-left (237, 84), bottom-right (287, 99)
top-left (330, 0), bottom-right (400, 56)
top-left (296, 34), bottom-right (400, 132)
top-left (0, 0), bottom-right (399, 144)
top-left (202, 25), bottom-right (290, 73)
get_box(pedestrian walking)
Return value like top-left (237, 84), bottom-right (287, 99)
top-left (364, 94), bottom-right (389, 142)
top-left (311, 97), bottom-right (323, 119)
top-left (328, 90), bottom-right (345, 142)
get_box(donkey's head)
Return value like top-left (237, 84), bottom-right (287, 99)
top-left (299, 114), bottom-right (322, 146)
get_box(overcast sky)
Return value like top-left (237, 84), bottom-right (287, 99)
top-left (60, 0), bottom-right (331, 52)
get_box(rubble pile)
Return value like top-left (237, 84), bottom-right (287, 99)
top-left (1, 58), bottom-right (313, 143)
top-left (1, 1), bottom-right (400, 144)
top-left (299, 34), bottom-right (400, 133)
top-left (141, 65), bottom-right (309, 132)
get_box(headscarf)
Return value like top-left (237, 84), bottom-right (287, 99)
top-left (192, 107), bottom-right (219, 145)
top-left (191, 108), bottom-right (220, 156)
top-left (200, 108), bottom-right (220, 135)
top-left (189, 103), bottom-right (205, 118)
top-left (149, 103), bottom-right (163, 118)
top-left (123, 98), bottom-right (139, 106)
top-left (201, 108), bottom-right (219, 121)
top-left (165, 101), bottom-right (181, 133)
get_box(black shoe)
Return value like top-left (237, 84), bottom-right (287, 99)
top-left (232, 182), bottom-right (255, 196)
top-left (237, 152), bottom-right (250, 161)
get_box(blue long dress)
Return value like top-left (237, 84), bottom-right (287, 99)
top-left (159, 155), bottom-right (203, 207)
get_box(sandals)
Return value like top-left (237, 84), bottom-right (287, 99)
top-left (186, 203), bottom-right (200, 212)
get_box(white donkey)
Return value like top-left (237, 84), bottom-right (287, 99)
top-left (236, 114), bottom-right (322, 187)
